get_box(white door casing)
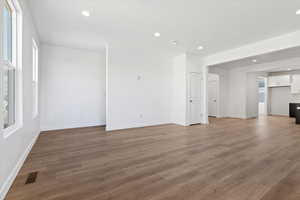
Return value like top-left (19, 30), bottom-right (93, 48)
top-left (189, 72), bottom-right (203, 125)
top-left (208, 80), bottom-right (218, 117)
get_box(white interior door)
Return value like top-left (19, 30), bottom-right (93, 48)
top-left (208, 80), bottom-right (218, 117)
top-left (189, 72), bottom-right (203, 125)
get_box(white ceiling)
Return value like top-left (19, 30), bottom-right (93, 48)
top-left (28, 0), bottom-right (300, 55)
top-left (211, 46), bottom-right (300, 69)
top-left (209, 46), bottom-right (300, 73)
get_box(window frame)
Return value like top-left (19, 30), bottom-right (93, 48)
top-left (1, 0), bottom-right (23, 138)
top-left (3, 1), bottom-right (13, 63)
top-left (32, 38), bottom-right (38, 118)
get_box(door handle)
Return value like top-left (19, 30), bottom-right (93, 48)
top-left (190, 100), bottom-right (193, 103)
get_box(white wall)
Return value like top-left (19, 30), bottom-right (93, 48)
top-left (208, 67), bottom-right (259, 119)
top-left (105, 48), bottom-right (206, 131)
top-left (0, 0), bottom-right (40, 198)
top-left (227, 70), bottom-right (248, 118)
top-left (207, 73), bottom-right (220, 117)
top-left (40, 45), bottom-right (106, 131)
top-left (106, 46), bottom-right (172, 131)
top-left (186, 54), bottom-right (206, 124)
top-left (209, 57), bottom-right (300, 119)
top-left (202, 30), bottom-right (300, 121)
top-left (171, 54), bottom-right (187, 126)
top-left (269, 87), bottom-right (289, 116)
top-left (208, 67), bottom-right (228, 117)
top-left (215, 70), bottom-right (258, 119)
top-left (170, 53), bottom-right (206, 126)
top-left (219, 70), bottom-right (267, 119)
top-left (246, 73), bottom-right (259, 118)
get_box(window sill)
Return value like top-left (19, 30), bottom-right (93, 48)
top-left (3, 123), bottom-right (23, 139)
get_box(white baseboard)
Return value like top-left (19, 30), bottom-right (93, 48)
top-left (0, 132), bottom-right (40, 200)
top-left (41, 122), bottom-right (106, 132)
top-left (106, 121), bottom-right (171, 131)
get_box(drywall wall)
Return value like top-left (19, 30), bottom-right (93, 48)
top-left (0, 0), bottom-right (40, 198)
top-left (204, 37), bottom-right (300, 120)
top-left (215, 70), bottom-right (259, 119)
top-left (40, 45), bottom-right (106, 131)
top-left (186, 54), bottom-right (206, 124)
top-left (246, 73), bottom-right (259, 118)
top-left (208, 67), bottom-right (229, 117)
top-left (227, 69), bottom-right (248, 118)
top-left (209, 57), bottom-right (300, 119)
top-left (208, 68), bottom-right (259, 119)
top-left (171, 54), bottom-right (187, 126)
top-left (207, 74), bottom-right (219, 117)
top-left (269, 87), bottom-right (289, 116)
top-left (106, 46), bottom-right (172, 131)
top-left (169, 53), bottom-right (206, 126)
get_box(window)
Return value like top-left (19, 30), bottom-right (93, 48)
top-left (258, 80), bottom-right (265, 88)
top-left (32, 39), bottom-right (38, 118)
top-left (258, 79), bottom-right (266, 103)
top-left (2, 0), bottom-right (15, 129)
top-left (3, 1), bottom-right (13, 62)
top-left (1, 0), bottom-right (22, 136)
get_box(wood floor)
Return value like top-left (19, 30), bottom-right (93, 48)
top-left (5, 116), bottom-right (300, 200)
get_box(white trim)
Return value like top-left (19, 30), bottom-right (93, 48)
top-left (1, 0), bottom-right (23, 136)
top-left (187, 72), bottom-right (203, 126)
top-left (0, 132), bottom-right (39, 200)
top-left (105, 44), bottom-right (109, 131)
top-left (202, 65), bottom-right (209, 124)
top-left (208, 73), bottom-right (220, 118)
top-left (41, 122), bottom-right (106, 132)
top-left (204, 31), bottom-right (300, 66)
top-left (15, 0), bottom-right (23, 130)
top-left (3, 123), bottom-right (21, 138)
top-left (105, 121), bottom-right (170, 132)
top-left (2, 61), bottom-right (14, 69)
top-left (32, 38), bottom-right (38, 118)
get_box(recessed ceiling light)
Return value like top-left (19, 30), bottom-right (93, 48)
top-left (81, 10), bottom-right (90, 17)
top-left (197, 46), bottom-right (204, 50)
top-left (172, 40), bottom-right (178, 45)
top-left (296, 9), bottom-right (300, 15)
top-left (154, 32), bottom-right (161, 37)
top-left (288, 68), bottom-right (292, 71)
top-left (252, 59), bottom-right (257, 63)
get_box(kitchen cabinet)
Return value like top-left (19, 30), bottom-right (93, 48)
top-left (291, 75), bottom-right (300, 94)
top-left (268, 75), bottom-right (290, 87)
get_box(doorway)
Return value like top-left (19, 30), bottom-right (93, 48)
top-left (208, 74), bottom-right (219, 117)
top-left (189, 72), bottom-right (203, 125)
top-left (258, 77), bottom-right (267, 116)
